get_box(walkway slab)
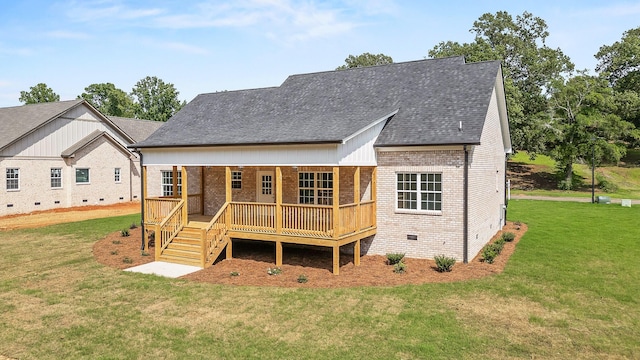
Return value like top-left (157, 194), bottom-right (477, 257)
top-left (124, 261), bottom-right (202, 278)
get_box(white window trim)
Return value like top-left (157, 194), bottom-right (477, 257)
top-left (6, 168), bottom-right (19, 191)
top-left (161, 170), bottom-right (182, 196)
top-left (395, 172), bottom-right (443, 215)
top-left (75, 168), bottom-right (90, 184)
top-left (51, 168), bottom-right (62, 189)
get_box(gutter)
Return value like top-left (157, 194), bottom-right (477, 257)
top-left (463, 145), bottom-right (469, 264)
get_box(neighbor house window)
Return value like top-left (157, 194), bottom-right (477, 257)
top-left (51, 168), bottom-right (62, 188)
top-left (76, 168), bottom-right (90, 183)
top-left (299, 172), bottom-right (333, 205)
top-left (397, 173), bottom-right (442, 211)
top-left (161, 170), bottom-right (182, 196)
top-left (6, 168), bottom-right (19, 190)
top-left (114, 168), bottom-right (121, 183)
top-left (231, 171), bottom-right (242, 189)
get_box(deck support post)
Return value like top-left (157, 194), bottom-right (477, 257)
top-left (181, 167), bottom-right (188, 224)
top-left (354, 239), bottom-right (361, 266)
top-left (275, 167), bottom-right (282, 234)
top-left (333, 245), bottom-right (340, 275)
top-left (226, 238), bottom-right (233, 259)
top-left (275, 241), bottom-right (283, 266)
top-left (154, 224), bottom-right (161, 260)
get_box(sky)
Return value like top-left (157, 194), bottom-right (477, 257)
top-left (1, 0), bottom-right (639, 108)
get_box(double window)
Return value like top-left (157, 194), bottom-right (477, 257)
top-left (161, 170), bottom-right (182, 196)
top-left (51, 168), bottom-right (62, 188)
top-left (397, 173), bottom-right (442, 211)
top-left (299, 172), bottom-right (333, 205)
top-left (6, 168), bottom-right (19, 190)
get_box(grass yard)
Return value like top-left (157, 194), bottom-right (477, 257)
top-left (1, 201), bottom-right (639, 359)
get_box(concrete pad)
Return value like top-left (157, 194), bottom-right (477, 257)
top-left (124, 261), bottom-right (202, 278)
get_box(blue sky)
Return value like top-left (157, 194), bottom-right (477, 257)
top-left (1, 0), bottom-right (639, 108)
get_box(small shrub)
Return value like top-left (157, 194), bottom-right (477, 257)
top-left (434, 254), bottom-right (456, 272)
top-left (501, 232), bottom-right (515, 242)
top-left (120, 229), bottom-right (130, 237)
top-left (110, 250), bottom-right (118, 255)
top-left (494, 238), bottom-right (506, 252)
top-left (386, 253), bottom-right (405, 265)
top-left (129, 222), bottom-right (138, 229)
top-left (122, 257), bottom-right (133, 264)
top-left (297, 274), bottom-right (308, 283)
top-left (482, 246), bottom-right (497, 263)
top-left (230, 271), bottom-right (240, 277)
top-left (112, 240), bottom-right (121, 245)
top-left (267, 267), bottom-right (282, 276)
top-left (393, 261), bottom-right (407, 274)
top-left (141, 251), bottom-right (149, 256)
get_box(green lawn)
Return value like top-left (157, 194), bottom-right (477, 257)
top-left (1, 202), bottom-right (639, 359)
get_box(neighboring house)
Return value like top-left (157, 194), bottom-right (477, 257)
top-left (133, 56), bottom-right (512, 274)
top-left (0, 99), bottom-right (162, 216)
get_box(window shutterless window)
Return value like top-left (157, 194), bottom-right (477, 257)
top-left (161, 170), bottom-right (182, 196)
top-left (76, 168), bottom-right (90, 183)
top-left (51, 168), bottom-right (62, 188)
top-left (231, 171), bottom-right (242, 189)
top-left (114, 168), bottom-right (121, 183)
top-left (299, 172), bottom-right (333, 205)
top-left (397, 173), bottom-right (442, 211)
top-left (6, 168), bottom-right (19, 190)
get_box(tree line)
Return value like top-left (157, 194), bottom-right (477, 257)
top-left (337, 12), bottom-right (640, 189)
top-left (19, 76), bottom-right (186, 122)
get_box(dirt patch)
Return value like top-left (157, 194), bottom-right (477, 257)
top-left (94, 222), bottom-right (527, 288)
top-left (508, 162), bottom-right (557, 191)
top-left (0, 202), bottom-right (140, 231)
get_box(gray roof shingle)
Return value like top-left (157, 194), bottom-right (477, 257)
top-left (109, 116), bottom-right (164, 142)
top-left (133, 57), bottom-right (503, 148)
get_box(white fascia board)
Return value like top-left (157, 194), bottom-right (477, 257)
top-left (376, 145), bottom-right (467, 152)
top-left (341, 109), bottom-right (399, 144)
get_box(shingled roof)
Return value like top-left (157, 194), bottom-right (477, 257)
top-left (133, 57), bottom-right (503, 148)
top-left (109, 116), bottom-right (164, 142)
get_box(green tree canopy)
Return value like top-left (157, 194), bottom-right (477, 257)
top-left (547, 73), bottom-right (639, 189)
top-left (596, 27), bottom-right (640, 92)
top-left (80, 83), bottom-right (135, 117)
top-left (19, 83), bottom-right (60, 104)
top-left (131, 76), bottom-right (185, 122)
top-left (428, 11), bottom-right (574, 155)
top-left (336, 52), bottom-right (393, 70)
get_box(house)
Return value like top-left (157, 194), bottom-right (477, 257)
top-left (132, 56), bottom-right (512, 274)
top-left (0, 99), bottom-right (162, 217)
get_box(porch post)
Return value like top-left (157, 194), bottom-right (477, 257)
top-left (332, 167), bottom-right (340, 239)
top-left (225, 167), bottom-right (232, 226)
top-left (142, 165), bottom-right (149, 252)
top-left (181, 167), bottom-right (188, 223)
top-left (371, 167), bottom-right (377, 228)
top-left (172, 166), bottom-right (178, 198)
top-left (275, 167), bottom-right (282, 234)
top-left (200, 166), bottom-right (205, 215)
top-left (354, 166), bottom-right (361, 231)
top-left (333, 245), bottom-right (340, 275)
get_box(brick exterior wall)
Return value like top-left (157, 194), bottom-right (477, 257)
top-left (1, 137), bottom-right (139, 216)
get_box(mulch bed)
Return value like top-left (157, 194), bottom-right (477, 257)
top-left (93, 222), bottom-right (527, 288)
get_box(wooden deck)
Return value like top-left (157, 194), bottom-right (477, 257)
top-left (144, 199), bottom-right (376, 274)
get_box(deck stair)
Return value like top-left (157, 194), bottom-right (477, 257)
top-left (157, 226), bottom-right (203, 267)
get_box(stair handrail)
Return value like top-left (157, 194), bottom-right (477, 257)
top-left (201, 202), bottom-right (230, 266)
top-left (156, 199), bottom-right (185, 258)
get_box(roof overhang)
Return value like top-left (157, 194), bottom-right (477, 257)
top-left (62, 130), bottom-right (134, 159)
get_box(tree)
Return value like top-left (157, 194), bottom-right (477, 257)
top-left (336, 52), bottom-right (393, 70)
top-left (595, 27), bottom-right (640, 92)
top-left (80, 83), bottom-right (135, 117)
top-left (130, 76), bottom-right (185, 122)
top-left (428, 11), bottom-right (574, 155)
top-left (19, 83), bottom-right (60, 104)
top-left (547, 73), bottom-right (639, 189)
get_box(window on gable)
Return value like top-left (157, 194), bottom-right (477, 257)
top-left (6, 168), bottom-right (19, 190)
top-left (51, 168), bottom-right (62, 188)
top-left (161, 170), bottom-right (182, 196)
top-left (114, 168), bottom-right (121, 183)
top-left (397, 172), bottom-right (442, 211)
top-left (76, 168), bottom-right (90, 184)
top-left (299, 172), bottom-right (333, 205)
top-left (231, 171), bottom-right (242, 189)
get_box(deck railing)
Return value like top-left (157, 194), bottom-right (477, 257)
top-left (202, 202), bottom-right (230, 267)
top-left (145, 198), bottom-right (181, 225)
top-left (360, 200), bottom-right (376, 230)
top-left (155, 200), bottom-right (185, 259)
top-left (230, 202), bottom-right (276, 233)
top-left (282, 204), bottom-right (333, 238)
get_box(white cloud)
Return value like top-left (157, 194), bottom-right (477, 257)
top-left (161, 42), bottom-right (210, 55)
top-left (46, 30), bottom-right (91, 39)
top-left (0, 45), bottom-right (32, 56)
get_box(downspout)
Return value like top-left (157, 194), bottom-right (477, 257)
top-left (463, 145), bottom-right (469, 264)
top-left (504, 155), bottom-right (508, 224)
top-left (135, 149), bottom-right (145, 250)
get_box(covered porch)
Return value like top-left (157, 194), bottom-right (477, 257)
top-left (142, 165), bottom-right (377, 275)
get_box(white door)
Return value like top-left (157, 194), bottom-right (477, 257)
top-left (256, 171), bottom-right (275, 203)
